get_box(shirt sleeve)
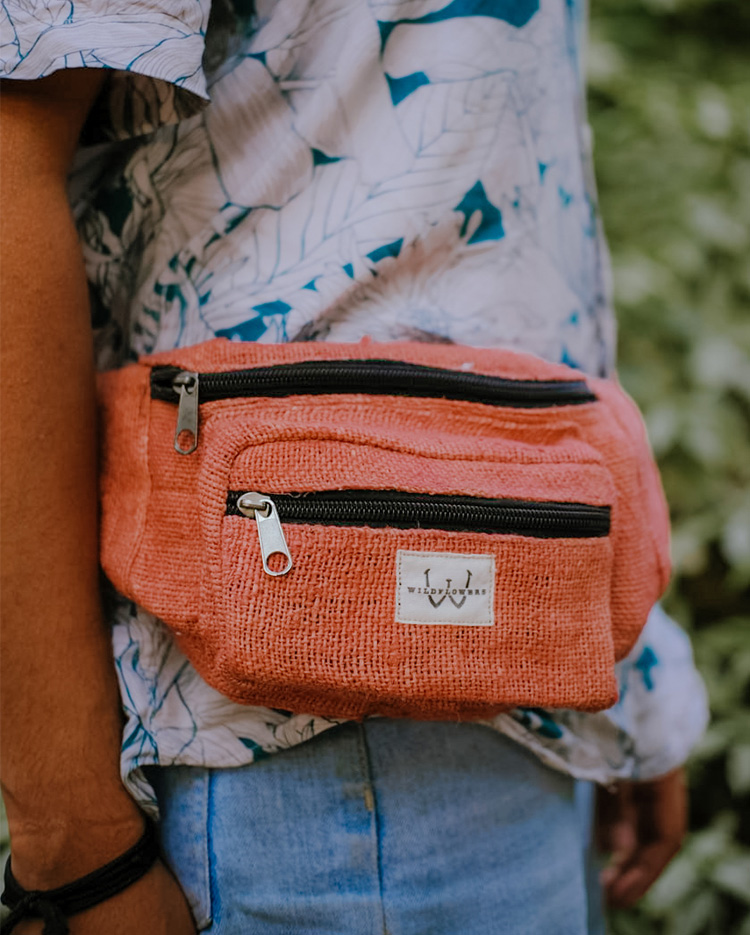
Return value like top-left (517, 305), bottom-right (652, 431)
top-left (0, 0), bottom-right (212, 141)
top-left (492, 604), bottom-right (709, 786)
top-left (608, 602), bottom-right (710, 780)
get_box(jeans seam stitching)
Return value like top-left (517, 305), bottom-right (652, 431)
top-left (357, 722), bottom-right (390, 935)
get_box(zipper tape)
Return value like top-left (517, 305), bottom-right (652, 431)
top-left (152, 359), bottom-right (598, 455)
top-left (226, 490), bottom-right (611, 539)
top-left (152, 359), bottom-right (597, 406)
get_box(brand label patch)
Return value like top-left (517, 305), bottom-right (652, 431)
top-left (396, 551), bottom-right (495, 626)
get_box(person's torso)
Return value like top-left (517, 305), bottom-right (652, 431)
top-left (78, 0), bottom-right (614, 376)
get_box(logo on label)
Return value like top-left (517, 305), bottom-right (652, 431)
top-left (396, 551), bottom-right (495, 626)
top-left (415, 568), bottom-right (480, 608)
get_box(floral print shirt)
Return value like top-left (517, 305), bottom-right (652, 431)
top-left (1, 0), bottom-right (708, 814)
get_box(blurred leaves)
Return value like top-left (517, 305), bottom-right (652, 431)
top-left (589, 0), bottom-right (750, 932)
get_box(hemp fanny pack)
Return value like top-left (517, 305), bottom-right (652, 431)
top-left (98, 338), bottom-right (670, 720)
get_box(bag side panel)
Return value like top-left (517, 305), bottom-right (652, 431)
top-left (126, 397), bottom-right (204, 627)
top-left (98, 364), bottom-right (152, 599)
top-left (590, 377), bottom-right (671, 659)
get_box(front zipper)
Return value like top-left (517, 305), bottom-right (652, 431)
top-left (226, 490), bottom-right (611, 577)
top-left (151, 360), bottom-right (597, 455)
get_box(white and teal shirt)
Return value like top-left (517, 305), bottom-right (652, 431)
top-left (1, 0), bottom-right (708, 813)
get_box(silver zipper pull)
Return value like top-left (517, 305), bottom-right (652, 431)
top-left (173, 371), bottom-right (199, 454)
top-left (236, 492), bottom-right (293, 577)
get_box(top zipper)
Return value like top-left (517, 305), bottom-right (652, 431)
top-left (151, 359), bottom-right (597, 455)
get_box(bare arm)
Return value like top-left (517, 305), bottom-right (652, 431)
top-left (0, 71), bottom-right (194, 933)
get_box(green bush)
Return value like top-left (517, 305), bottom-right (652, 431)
top-left (588, 1), bottom-right (750, 932)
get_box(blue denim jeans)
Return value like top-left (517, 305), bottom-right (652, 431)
top-left (147, 721), bottom-right (604, 935)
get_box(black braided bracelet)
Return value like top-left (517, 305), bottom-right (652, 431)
top-left (0, 818), bottom-right (159, 935)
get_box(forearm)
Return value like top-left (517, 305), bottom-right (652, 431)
top-left (0, 72), bottom-right (143, 887)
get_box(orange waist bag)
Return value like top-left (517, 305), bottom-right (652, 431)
top-left (98, 339), bottom-right (670, 720)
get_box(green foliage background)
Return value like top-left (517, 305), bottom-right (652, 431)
top-left (588, 0), bottom-right (750, 932)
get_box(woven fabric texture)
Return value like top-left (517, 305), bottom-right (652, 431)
top-left (98, 339), bottom-right (670, 718)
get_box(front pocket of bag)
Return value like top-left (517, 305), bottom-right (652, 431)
top-left (186, 418), bottom-right (618, 720)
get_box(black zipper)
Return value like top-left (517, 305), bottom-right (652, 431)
top-left (154, 359), bottom-right (597, 454)
top-left (151, 359), bottom-right (596, 407)
top-left (225, 490), bottom-right (610, 539)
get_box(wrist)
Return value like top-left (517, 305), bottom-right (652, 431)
top-left (7, 791), bottom-right (146, 891)
top-left (2, 817), bottom-right (161, 935)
